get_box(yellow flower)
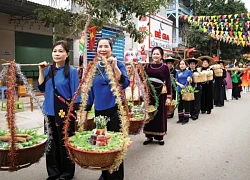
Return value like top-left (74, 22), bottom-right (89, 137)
top-left (58, 109), bottom-right (66, 118)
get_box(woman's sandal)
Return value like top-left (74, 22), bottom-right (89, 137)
top-left (159, 140), bottom-right (164, 146)
top-left (143, 138), bottom-right (153, 145)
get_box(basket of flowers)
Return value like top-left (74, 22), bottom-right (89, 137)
top-left (181, 85), bottom-right (198, 101)
top-left (67, 116), bottom-right (131, 170)
top-left (125, 63), bottom-right (154, 135)
top-left (63, 57), bottom-right (131, 173)
top-left (167, 100), bottom-right (178, 115)
top-left (0, 129), bottom-right (47, 170)
top-left (128, 104), bottom-right (149, 135)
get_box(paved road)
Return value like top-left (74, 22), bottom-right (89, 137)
top-left (1, 93), bottom-right (250, 180)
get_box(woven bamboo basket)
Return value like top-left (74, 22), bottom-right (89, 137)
top-left (212, 64), bottom-right (221, 70)
top-left (0, 139), bottom-right (47, 171)
top-left (205, 71), bottom-right (213, 81)
top-left (182, 93), bottom-right (195, 101)
top-left (214, 69), bottom-right (223, 77)
top-left (132, 100), bottom-right (141, 106)
top-left (147, 107), bottom-right (157, 120)
top-left (193, 72), bottom-right (207, 83)
top-left (129, 119), bottom-right (144, 135)
top-left (167, 104), bottom-right (176, 115)
top-left (66, 140), bottom-right (132, 170)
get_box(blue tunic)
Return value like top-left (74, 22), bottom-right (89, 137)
top-left (38, 65), bottom-right (81, 116)
top-left (86, 61), bottom-right (130, 111)
top-left (175, 69), bottom-right (193, 92)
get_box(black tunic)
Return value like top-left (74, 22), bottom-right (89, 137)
top-left (201, 67), bottom-right (214, 112)
top-left (214, 69), bottom-right (226, 106)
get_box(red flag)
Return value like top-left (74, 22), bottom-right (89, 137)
top-left (87, 26), bottom-right (96, 51)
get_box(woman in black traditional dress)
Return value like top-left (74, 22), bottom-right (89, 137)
top-left (198, 56), bottom-right (214, 114)
top-left (143, 47), bottom-right (172, 145)
top-left (213, 60), bottom-right (227, 107)
top-left (186, 58), bottom-right (202, 120)
top-left (164, 57), bottom-right (179, 118)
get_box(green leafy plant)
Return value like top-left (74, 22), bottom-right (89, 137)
top-left (171, 99), bottom-right (178, 105)
top-left (87, 106), bottom-right (95, 119)
top-left (94, 115), bottom-right (110, 129)
top-left (181, 85), bottom-right (199, 94)
top-left (69, 131), bottom-right (130, 152)
top-left (36, 0), bottom-right (165, 42)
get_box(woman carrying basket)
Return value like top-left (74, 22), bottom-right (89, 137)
top-left (83, 37), bottom-right (130, 180)
top-left (186, 58), bottom-right (202, 120)
top-left (213, 60), bottom-right (227, 107)
top-left (198, 56), bottom-right (214, 114)
top-left (175, 60), bottom-right (193, 125)
top-left (38, 40), bottom-right (81, 180)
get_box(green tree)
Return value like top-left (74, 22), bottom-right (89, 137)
top-left (188, 0), bottom-right (248, 60)
top-left (35, 0), bottom-right (166, 43)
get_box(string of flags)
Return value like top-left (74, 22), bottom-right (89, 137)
top-left (180, 13), bottom-right (250, 47)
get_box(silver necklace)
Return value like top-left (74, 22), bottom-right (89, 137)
top-left (150, 63), bottom-right (163, 70)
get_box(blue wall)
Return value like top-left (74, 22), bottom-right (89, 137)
top-left (87, 27), bottom-right (125, 62)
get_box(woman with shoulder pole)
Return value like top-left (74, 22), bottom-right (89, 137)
top-left (83, 37), bottom-right (130, 180)
top-left (143, 46), bottom-right (172, 145)
top-left (38, 40), bottom-right (81, 180)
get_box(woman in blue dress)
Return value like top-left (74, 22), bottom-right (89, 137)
top-left (38, 40), bottom-right (81, 180)
top-left (175, 60), bottom-right (193, 125)
top-left (83, 37), bottom-right (130, 180)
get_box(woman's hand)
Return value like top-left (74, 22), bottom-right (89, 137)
top-left (39, 61), bottom-right (49, 72)
top-left (179, 84), bottom-right (185, 89)
top-left (187, 77), bottom-right (192, 83)
top-left (109, 56), bottom-right (118, 69)
top-left (165, 98), bottom-right (171, 106)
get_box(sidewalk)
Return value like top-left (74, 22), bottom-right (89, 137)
top-left (0, 96), bottom-right (45, 133)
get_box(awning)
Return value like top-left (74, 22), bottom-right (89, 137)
top-left (0, 0), bottom-right (49, 19)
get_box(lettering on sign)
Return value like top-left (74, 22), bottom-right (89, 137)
top-left (149, 15), bottom-right (173, 51)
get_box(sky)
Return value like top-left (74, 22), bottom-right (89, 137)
top-left (242, 0), bottom-right (250, 11)
top-left (28, 0), bottom-right (71, 9)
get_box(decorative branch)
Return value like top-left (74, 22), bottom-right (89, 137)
top-left (6, 61), bottom-right (17, 171)
top-left (15, 64), bottom-right (52, 152)
top-left (102, 57), bottom-right (129, 173)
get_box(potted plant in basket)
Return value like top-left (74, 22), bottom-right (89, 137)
top-left (94, 115), bottom-right (110, 135)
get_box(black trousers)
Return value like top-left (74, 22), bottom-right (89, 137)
top-left (95, 106), bottom-right (124, 180)
top-left (46, 116), bottom-right (75, 179)
top-left (178, 93), bottom-right (190, 122)
top-left (190, 91), bottom-right (201, 119)
top-left (232, 82), bottom-right (239, 99)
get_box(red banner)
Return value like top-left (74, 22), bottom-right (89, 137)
top-left (87, 26), bottom-right (96, 51)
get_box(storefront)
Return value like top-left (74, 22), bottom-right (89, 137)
top-left (126, 14), bottom-right (173, 63)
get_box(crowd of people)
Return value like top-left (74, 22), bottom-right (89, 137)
top-left (127, 47), bottom-right (250, 149)
top-left (38, 39), bottom-right (249, 180)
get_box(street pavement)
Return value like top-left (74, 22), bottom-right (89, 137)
top-left (1, 93), bottom-right (250, 180)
